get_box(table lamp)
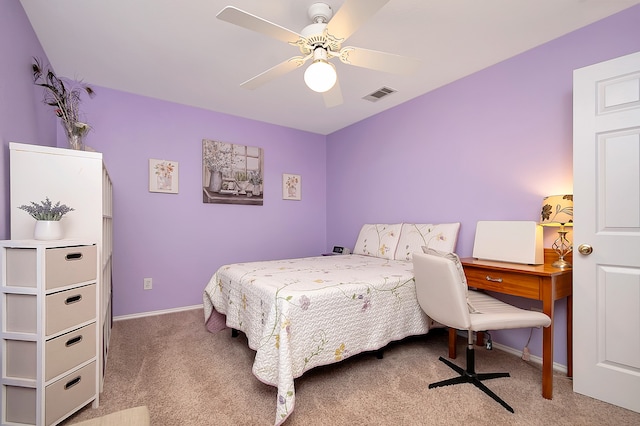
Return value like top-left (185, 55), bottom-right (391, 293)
top-left (540, 194), bottom-right (573, 268)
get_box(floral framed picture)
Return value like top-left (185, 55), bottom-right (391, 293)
top-left (283, 173), bottom-right (301, 200)
top-left (149, 159), bottom-right (179, 194)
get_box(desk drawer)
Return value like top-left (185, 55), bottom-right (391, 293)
top-left (46, 284), bottom-right (96, 336)
top-left (464, 267), bottom-right (541, 299)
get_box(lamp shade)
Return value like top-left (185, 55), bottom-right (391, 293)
top-left (540, 194), bottom-right (573, 226)
top-left (304, 60), bottom-right (337, 93)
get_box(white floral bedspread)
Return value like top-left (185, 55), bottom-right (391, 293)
top-left (203, 254), bottom-right (435, 425)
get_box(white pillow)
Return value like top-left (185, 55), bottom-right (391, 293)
top-left (421, 247), bottom-right (477, 313)
top-left (395, 223), bottom-right (461, 261)
top-left (352, 224), bottom-right (402, 260)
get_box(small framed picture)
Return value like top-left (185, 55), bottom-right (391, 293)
top-left (282, 173), bottom-right (301, 200)
top-left (149, 159), bottom-right (179, 194)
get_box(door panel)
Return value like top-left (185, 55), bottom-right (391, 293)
top-left (573, 50), bottom-right (640, 413)
top-left (600, 131), bottom-right (640, 228)
top-left (599, 266), bottom-right (640, 367)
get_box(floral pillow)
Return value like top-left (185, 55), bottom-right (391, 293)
top-left (352, 224), bottom-right (402, 260)
top-left (395, 223), bottom-right (461, 261)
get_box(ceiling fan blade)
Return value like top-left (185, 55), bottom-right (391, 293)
top-left (326, 0), bottom-right (390, 42)
top-left (240, 56), bottom-right (310, 90)
top-left (323, 78), bottom-right (343, 108)
top-left (217, 6), bottom-right (302, 44)
top-left (338, 46), bottom-right (421, 75)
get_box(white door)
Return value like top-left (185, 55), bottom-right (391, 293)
top-left (573, 51), bottom-right (640, 413)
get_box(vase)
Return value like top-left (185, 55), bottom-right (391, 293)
top-left (208, 170), bottom-right (222, 192)
top-left (67, 133), bottom-right (84, 150)
top-left (236, 180), bottom-right (250, 195)
top-left (34, 220), bottom-right (63, 240)
top-left (62, 121), bottom-right (88, 151)
top-left (157, 175), bottom-right (172, 190)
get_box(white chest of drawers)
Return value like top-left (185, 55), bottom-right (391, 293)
top-left (1, 240), bottom-right (99, 426)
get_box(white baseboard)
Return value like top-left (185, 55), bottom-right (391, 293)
top-left (491, 341), bottom-right (568, 375)
top-left (114, 304), bottom-right (203, 322)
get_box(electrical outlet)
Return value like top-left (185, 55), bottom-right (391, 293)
top-left (143, 277), bottom-right (153, 290)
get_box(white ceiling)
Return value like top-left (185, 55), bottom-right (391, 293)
top-left (20, 0), bottom-right (640, 135)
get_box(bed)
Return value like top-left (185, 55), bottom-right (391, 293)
top-left (203, 222), bottom-right (460, 425)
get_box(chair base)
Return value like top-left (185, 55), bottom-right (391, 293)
top-left (429, 351), bottom-right (515, 413)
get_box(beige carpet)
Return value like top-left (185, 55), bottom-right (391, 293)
top-left (62, 309), bottom-right (640, 425)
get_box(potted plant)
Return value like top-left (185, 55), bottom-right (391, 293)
top-left (17, 197), bottom-right (74, 240)
top-left (249, 170), bottom-right (263, 196)
top-left (234, 171), bottom-right (250, 195)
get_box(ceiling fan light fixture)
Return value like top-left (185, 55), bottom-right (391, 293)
top-left (218, 1), bottom-right (414, 106)
top-left (304, 59), bottom-right (337, 93)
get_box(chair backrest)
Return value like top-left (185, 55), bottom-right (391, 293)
top-left (413, 251), bottom-right (472, 331)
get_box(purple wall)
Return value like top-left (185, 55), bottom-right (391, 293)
top-left (79, 88), bottom-right (327, 316)
top-left (326, 5), bottom-right (640, 365)
top-left (0, 0), bottom-right (55, 240)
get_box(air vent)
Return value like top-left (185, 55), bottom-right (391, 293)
top-left (363, 87), bottom-right (397, 102)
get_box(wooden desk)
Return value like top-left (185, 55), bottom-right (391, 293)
top-left (450, 251), bottom-right (572, 400)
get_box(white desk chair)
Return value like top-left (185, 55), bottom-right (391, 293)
top-left (413, 251), bottom-right (551, 413)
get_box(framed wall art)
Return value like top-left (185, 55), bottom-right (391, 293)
top-left (282, 173), bottom-right (301, 200)
top-left (202, 139), bottom-right (264, 206)
top-left (149, 159), bottom-right (179, 194)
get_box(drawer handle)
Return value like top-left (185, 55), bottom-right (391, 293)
top-left (65, 294), bottom-right (82, 304)
top-left (66, 335), bottom-right (83, 347)
top-left (65, 376), bottom-right (82, 390)
top-left (485, 275), bottom-right (503, 283)
top-left (65, 252), bottom-right (83, 261)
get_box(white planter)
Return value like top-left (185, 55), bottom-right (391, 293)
top-left (34, 220), bottom-right (63, 240)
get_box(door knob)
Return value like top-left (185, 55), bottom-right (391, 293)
top-left (578, 244), bottom-right (593, 255)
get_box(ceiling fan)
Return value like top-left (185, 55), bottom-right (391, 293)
top-left (216, 0), bottom-right (420, 107)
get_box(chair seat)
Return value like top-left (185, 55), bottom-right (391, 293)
top-left (467, 290), bottom-right (551, 332)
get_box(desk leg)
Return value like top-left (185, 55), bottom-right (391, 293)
top-left (448, 329), bottom-right (484, 359)
top-left (448, 328), bottom-right (457, 359)
top-left (567, 294), bottom-right (573, 378)
top-left (542, 296), bottom-right (554, 400)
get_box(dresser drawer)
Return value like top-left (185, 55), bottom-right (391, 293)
top-left (46, 323), bottom-right (97, 381)
top-left (5, 247), bottom-right (38, 287)
top-left (45, 245), bottom-right (97, 290)
top-left (5, 362), bottom-right (97, 426)
top-left (5, 293), bottom-right (37, 333)
top-left (464, 267), bottom-right (541, 299)
top-left (46, 284), bottom-right (96, 336)
top-left (4, 385), bottom-right (37, 424)
top-left (5, 339), bottom-right (37, 379)
top-left (45, 361), bottom-right (96, 426)
top-left (4, 323), bottom-right (97, 383)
